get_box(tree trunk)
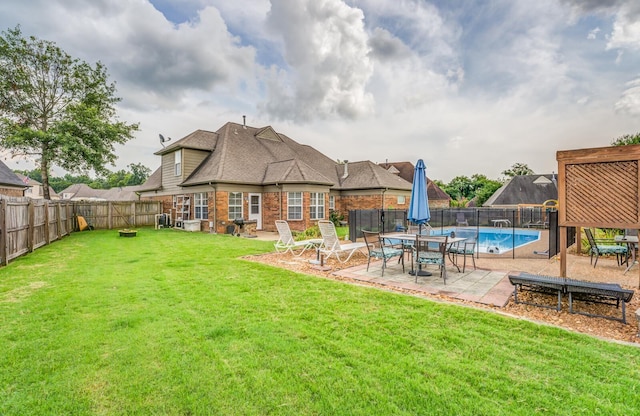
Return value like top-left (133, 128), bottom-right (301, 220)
top-left (40, 158), bottom-right (50, 200)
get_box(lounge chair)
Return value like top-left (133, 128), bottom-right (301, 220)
top-left (455, 212), bottom-right (469, 226)
top-left (274, 220), bottom-right (322, 256)
top-left (318, 220), bottom-right (367, 263)
top-left (362, 230), bottom-right (404, 276)
top-left (584, 228), bottom-right (627, 268)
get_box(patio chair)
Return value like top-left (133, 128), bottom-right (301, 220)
top-left (456, 212), bottom-right (469, 226)
top-left (584, 228), bottom-right (627, 268)
top-left (414, 235), bottom-right (449, 284)
top-left (448, 233), bottom-right (477, 273)
top-left (362, 230), bottom-right (404, 276)
top-left (318, 220), bottom-right (367, 263)
top-left (274, 220), bottom-right (321, 256)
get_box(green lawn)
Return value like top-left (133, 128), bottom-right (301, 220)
top-left (1, 228), bottom-right (639, 415)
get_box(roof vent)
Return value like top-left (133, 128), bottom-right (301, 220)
top-left (341, 160), bottom-right (349, 179)
top-left (243, 115), bottom-right (246, 129)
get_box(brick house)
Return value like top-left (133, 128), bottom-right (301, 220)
top-left (0, 160), bottom-right (27, 198)
top-left (378, 161), bottom-right (451, 208)
top-left (138, 122), bottom-right (413, 233)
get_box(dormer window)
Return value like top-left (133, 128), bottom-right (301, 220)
top-left (174, 149), bottom-right (182, 176)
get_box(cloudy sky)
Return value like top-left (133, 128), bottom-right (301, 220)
top-left (1, 0), bottom-right (640, 182)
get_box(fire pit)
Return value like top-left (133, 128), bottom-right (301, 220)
top-left (119, 229), bottom-right (137, 237)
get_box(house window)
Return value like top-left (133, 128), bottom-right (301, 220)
top-left (229, 192), bottom-right (243, 220)
top-left (174, 149), bottom-right (182, 176)
top-left (397, 196), bottom-right (406, 204)
top-left (288, 192), bottom-right (302, 220)
top-left (194, 192), bottom-right (208, 220)
top-left (310, 192), bottom-right (325, 220)
top-left (329, 195), bottom-right (335, 210)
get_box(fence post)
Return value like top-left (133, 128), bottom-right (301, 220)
top-left (44, 201), bottom-right (51, 245)
top-left (0, 199), bottom-right (7, 266)
top-left (108, 201), bottom-right (112, 230)
top-left (28, 199), bottom-right (35, 252)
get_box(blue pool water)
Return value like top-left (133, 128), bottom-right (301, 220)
top-left (432, 227), bottom-right (541, 254)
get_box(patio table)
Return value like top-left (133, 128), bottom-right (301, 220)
top-left (615, 235), bottom-right (638, 275)
top-left (381, 233), bottom-right (467, 273)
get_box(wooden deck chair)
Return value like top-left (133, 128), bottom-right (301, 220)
top-left (274, 220), bottom-right (321, 256)
top-left (318, 220), bottom-right (367, 263)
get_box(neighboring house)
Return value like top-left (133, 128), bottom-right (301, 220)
top-left (378, 161), bottom-right (451, 208)
top-left (101, 185), bottom-right (144, 201)
top-left (138, 121), bottom-right (413, 233)
top-left (59, 183), bottom-right (107, 201)
top-left (483, 174), bottom-right (558, 207)
top-left (59, 183), bottom-right (144, 201)
top-left (14, 173), bottom-right (60, 200)
top-left (0, 160), bottom-right (27, 198)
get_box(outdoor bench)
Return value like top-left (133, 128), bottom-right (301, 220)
top-left (564, 279), bottom-right (634, 324)
top-left (508, 272), bottom-right (635, 323)
top-left (508, 273), bottom-right (565, 311)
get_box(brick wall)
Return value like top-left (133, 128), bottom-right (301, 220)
top-left (0, 187), bottom-right (24, 198)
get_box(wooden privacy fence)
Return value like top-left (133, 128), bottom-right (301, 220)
top-left (0, 199), bottom-right (162, 266)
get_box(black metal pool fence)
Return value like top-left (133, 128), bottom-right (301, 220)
top-left (348, 208), bottom-right (573, 260)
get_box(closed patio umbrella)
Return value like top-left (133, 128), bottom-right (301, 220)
top-left (408, 159), bottom-right (431, 276)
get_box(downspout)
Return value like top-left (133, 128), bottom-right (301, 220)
top-left (209, 182), bottom-right (217, 233)
top-left (381, 188), bottom-right (388, 232)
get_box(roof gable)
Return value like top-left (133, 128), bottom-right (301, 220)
top-left (255, 126), bottom-right (283, 142)
top-left (0, 161), bottom-right (26, 187)
top-left (484, 174), bottom-right (558, 206)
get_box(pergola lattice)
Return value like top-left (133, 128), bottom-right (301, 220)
top-left (557, 144), bottom-right (640, 279)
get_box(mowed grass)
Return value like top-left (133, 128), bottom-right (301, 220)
top-left (1, 229), bottom-right (639, 415)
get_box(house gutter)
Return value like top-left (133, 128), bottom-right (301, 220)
top-left (381, 188), bottom-right (388, 231)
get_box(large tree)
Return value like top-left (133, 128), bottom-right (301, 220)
top-left (0, 26), bottom-right (138, 199)
top-left (611, 132), bottom-right (640, 146)
top-left (501, 162), bottom-right (534, 178)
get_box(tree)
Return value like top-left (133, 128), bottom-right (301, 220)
top-left (611, 132), bottom-right (640, 146)
top-left (501, 163), bottom-right (534, 178)
top-left (0, 26), bottom-right (138, 199)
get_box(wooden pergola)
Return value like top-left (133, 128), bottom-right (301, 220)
top-left (557, 143), bottom-right (640, 284)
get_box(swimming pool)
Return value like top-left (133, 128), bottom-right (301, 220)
top-left (432, 227), bottom-right (541, 254)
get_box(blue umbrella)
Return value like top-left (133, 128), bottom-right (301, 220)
top-left (408, 159), bottom-right (430, 225)
top-left (408, 159), bottom-right (431, 277)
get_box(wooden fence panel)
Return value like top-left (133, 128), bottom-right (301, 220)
top-left (32, 200), bottom-right (48, 250)
top-left (0, 199), bottom-right (160, 266)
top-left (6, 200), bottom-right (30, 262)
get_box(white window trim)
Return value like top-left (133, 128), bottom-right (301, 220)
top-left (310, 192), bottom-right (325, 220)
top-left (287, 192), bottom-right (303, 220)
top-left (174, 149), bottom-right (182, 176)
top-left (195, 192), bottom-right (208, 220)
top-left (228, 192), bottom-right (243, 220)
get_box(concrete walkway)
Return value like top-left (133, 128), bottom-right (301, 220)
top-left (332, 261), bottom-right (514, 307)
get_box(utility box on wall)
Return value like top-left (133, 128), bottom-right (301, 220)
top-left (183, 220), bottom-right (201, 232)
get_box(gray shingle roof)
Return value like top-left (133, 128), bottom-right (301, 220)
top-left (169, 122), bottom-right (413, 190)
top-left (483, 174), bottom-right (558, 206)
top-left (0, 160), bottom-right (27, 187)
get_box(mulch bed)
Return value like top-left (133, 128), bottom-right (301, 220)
top-left (245, 251), bottom-right (640, 345)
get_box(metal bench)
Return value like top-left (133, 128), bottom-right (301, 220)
top-left (508, 273), bottom-right (635, 323)
top-left (565, 279), bottom-right (634, 323)
top-left (508, 273), bottom-right (565, 311)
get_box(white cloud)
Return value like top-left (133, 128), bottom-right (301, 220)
top-left (260, 0), bottom-right (374, 121)
top-left (615, 77), bottom-right (640, 116)
top-left (587, 27), bottom-right (601, 39)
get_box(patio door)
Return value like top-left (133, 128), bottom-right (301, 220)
top-left (248, 193), bottom-right (262, 229)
